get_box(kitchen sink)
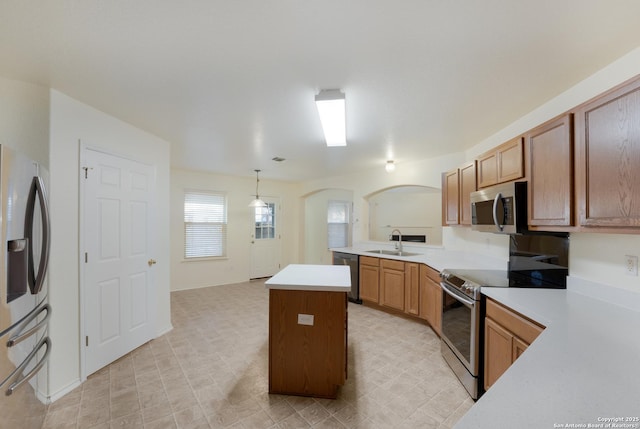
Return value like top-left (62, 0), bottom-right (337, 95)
top-left (366, 249), bottom-right (422, 257)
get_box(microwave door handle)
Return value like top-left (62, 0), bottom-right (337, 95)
top-left (492, 192), bottom-right (503, 231)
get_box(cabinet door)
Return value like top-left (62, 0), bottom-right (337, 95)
top-left (528, 114), bottom-right (574, 227)
top-left (359, 263), bottom-right (379, 303)
top-left (484, 317), bottom-right (514, 391)
top-left (477, 152), bottom-right (498, 189)
top-left (497, 137), bottom-right (524, 183)
top-left (419, 265), bottom-right (442, 336)
top-left (459, 162), bottom-right (477, 225)
top-left (380, 267), bottom-right (405, 311)
top-left (442, 169), bottom-right (460, 225)
top-left (404, 263), bottom-right (420, 315)
top-left (419, 268), bottom-right (429, 321)
top-left (575, 77), bottom-right (640, 228)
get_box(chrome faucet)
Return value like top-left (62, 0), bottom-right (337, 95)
top-left (390, 229), bottom-right (403, 253)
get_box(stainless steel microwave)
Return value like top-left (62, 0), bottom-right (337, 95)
top-left (470, 181), bottom-right (528, 234)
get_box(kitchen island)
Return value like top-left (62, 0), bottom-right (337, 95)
top-left (265, 264), bottom-right (350, 399)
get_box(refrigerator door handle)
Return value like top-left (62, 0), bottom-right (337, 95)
top-left (25, 176), bottom-right (51, 295)
top-left (6, 303), bottom-right (51, 347)
top-left (1, 336), bottom-right (51, 396)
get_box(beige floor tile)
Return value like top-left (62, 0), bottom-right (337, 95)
top-left (45, 279), bottom-right (473, 428)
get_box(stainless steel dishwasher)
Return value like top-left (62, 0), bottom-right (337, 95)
top-left (332, 252), bottom-right (361, 304)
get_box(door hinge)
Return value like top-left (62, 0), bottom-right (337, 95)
top-left (85, 252), bottom-right (88, 263)
top-left (82, 166), bottom-right (93, 179)
top-left (85, 336), bottom-right (89, 347)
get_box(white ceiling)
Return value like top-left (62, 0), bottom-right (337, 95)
top-left (2, 1), bottom-right (640, 181)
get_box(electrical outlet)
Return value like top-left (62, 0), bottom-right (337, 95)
top-left (625, 255), bottom-right (638, 276)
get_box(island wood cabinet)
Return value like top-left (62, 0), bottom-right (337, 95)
top-left (477, 137), bottom-right (524, 189)
top-left (419, 264), bottom-right (442, 336)
top-left (359, 256), bottom-right (380, 303)
top-left (442, 162), bottom-right (476, 226)
top-left (269, 288), bottom-right (347, 398)
top-left (380, 259), bottom-right (405, 311)
top-left (484, 298), bottom-right (544, 391)
top-left (526, 114), bottom-right (574, 228)
top-left (574, 76), bottom-right (640, 229)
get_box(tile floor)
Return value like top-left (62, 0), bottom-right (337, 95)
top-left (42, 279), bottom-right (473, 428)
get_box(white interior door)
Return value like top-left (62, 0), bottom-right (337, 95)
top-left (250, 197), bottom-right (281, 279)
top-left (82, 148), bottom-right (156, 376)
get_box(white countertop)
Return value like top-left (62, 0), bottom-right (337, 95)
top-left (331, 245), bottom-right (507, 272)
top-left (456, 277), bottom-right (640, 428)
top-left (265, 264), bottom-right (351, 292)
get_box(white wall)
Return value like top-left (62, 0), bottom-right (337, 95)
top-left (0, 76), bottom-right (50, 165)
top-left (170, 168), bottom-right (301, 291)
top-left (48, 90), bottom-right (172, 399)
top-left (303, 189), bottom-right (354, 265)
top-left (368, 188), bottom-right (442, 245)
top-left (300, 152), bottom-right (465, 245)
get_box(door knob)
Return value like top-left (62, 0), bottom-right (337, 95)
top-left (148, 259), bottom-right (157, 266)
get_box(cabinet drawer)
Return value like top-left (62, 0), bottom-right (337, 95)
top-left (380, 259), bottom-right (404, 271)
top-left (360, 256), bottom-right (380, 267)
top-left (486, 298), bottom-right (544, 345)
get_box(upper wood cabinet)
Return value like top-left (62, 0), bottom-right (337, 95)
top-left (477, 137), bottom-right (524, 188)
top-left (442, 168), bottom-right (460, 225)
top-left (526, 114), bottom-right (574, 228)
top-left (442, 162), bottom-right (476, 226)
top-left (575, 76), bottom-right (640, 229)
top-left (459, 162), bottom-right (477, 225)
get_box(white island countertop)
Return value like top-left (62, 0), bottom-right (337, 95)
top-left (265, 264), bottom-right (351, 292)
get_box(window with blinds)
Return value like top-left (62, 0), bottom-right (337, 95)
top-left (327, 200), bottom-right (351, 249)
top-left (184, 191), bottom-right (227, 258)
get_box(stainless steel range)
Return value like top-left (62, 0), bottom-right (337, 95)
top-left (439, 232), bottom-right (570, 399)
top-left (439, 270), bottom-right (502, 400)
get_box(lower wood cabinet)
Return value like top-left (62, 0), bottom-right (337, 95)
top-left (359, 256), bottom-right (380, 303)
top-left (484, 298), bottom-right (544, 390)
top-left (404, 262), bottom-right (420, 316)
top-left (380, 259), bottom-right (405, 311)
top-left (358, 255), bottom-right (441, 336)
top-left (419, 264), bottom-right (442, 336)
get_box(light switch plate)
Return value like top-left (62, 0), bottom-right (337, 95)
top-left (297, 314), bottom-right (314, 326)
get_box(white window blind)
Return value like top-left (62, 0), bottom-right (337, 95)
top-left (328, 200), bottom-right (351, 249)
top-left (184, 191), bottom-right (227, 258)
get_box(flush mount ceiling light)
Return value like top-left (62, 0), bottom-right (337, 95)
top-left (385, 160), bottom-right (396, 173)
top-left (315, 89), bottom-right (346, 147)
top-left (249, 169), bottom-right (267, 208)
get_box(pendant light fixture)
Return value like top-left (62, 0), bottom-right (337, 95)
top-left (249, 169), bottom-right (267, 208)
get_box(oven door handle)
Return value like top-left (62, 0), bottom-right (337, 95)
top-left (441, 282), bottom-right (476, 307)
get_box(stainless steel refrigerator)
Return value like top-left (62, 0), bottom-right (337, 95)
top-left (0, 145), bottom-right (51, 427)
